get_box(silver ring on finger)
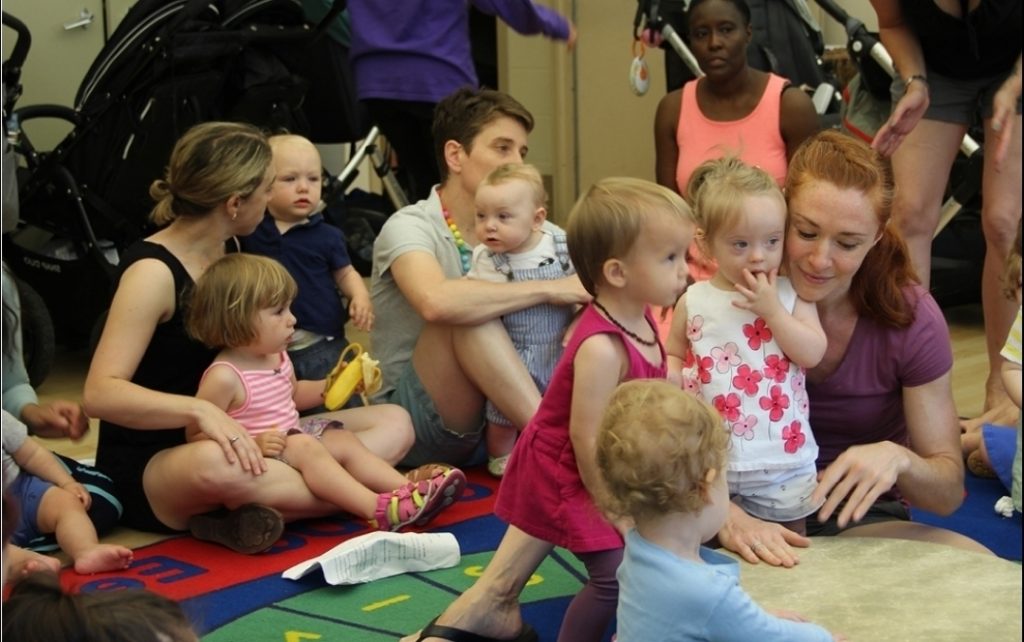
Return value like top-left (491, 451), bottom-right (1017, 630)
top-left (229, 436), bottom-right (240, 444)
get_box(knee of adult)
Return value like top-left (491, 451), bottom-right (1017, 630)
top-left (188, 441), bottom-right (250, 489)
top-left (980, 208), bottom-right (1020, 249)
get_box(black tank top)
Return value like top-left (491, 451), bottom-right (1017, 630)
top-left (95, 240), bottom-right (217, 531)
top-left (901, 0), bottom-right (1021, 79)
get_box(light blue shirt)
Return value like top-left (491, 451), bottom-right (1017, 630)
top-left (616, 529), bottom-right (831, 642)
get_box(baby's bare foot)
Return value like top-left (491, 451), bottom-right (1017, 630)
top-left (74, 544), bottom-right (134, 574)
top-left (18, 554), bottom-right (61, 577)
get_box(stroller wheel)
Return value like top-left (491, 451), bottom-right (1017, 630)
top-left (14, 277), bottom-right (55, 388)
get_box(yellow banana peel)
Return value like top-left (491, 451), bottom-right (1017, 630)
top-left (323, 343), bottom-right (383, 410)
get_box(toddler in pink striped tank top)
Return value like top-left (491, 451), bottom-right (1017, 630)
top-left (186, 254), bottom-right (465, 531)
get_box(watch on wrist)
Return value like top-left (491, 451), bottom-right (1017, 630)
top-left (905, 74), bottom-right (928, 89)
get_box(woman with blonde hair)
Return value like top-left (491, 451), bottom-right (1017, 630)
top-left (84, 122), bottom-right (414, 553)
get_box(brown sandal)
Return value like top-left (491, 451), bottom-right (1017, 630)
top-left (404, 463), bottom-right (454, 483)
top-left (188, 504), bottom-right (284, 554)
top-left (967, 450), bottom-right (998, 479)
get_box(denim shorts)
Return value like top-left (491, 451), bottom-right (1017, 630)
top-left (891, 69), bottom-right (1023, 126)
top-left (289, 335), bottom-right (346, 381)
top-left (289, 336), bottom-right (364, 412)
top-left (389, 362), bottom-right (484, 468)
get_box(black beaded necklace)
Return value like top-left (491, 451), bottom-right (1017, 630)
top-left (592, 300), bottom-right (657, 347)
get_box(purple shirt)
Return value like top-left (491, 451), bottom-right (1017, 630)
top-left (348, 0), bottom-right (570, 103)
top-left (808, 287), bottom-right (952, 490)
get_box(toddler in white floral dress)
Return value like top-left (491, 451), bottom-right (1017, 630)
top-left (667, 157), bottom-right (827, 534)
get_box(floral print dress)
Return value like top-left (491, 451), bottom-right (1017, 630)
top-left (680, 279), bottom-right (818, 473)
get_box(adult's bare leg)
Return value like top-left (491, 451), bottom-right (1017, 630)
top-left (401, 525), bottom-right (555, 642)
top-left (974, 112), bottom-right (1023, 424)
top-left (414, 319), bottom-right (540, 434)
top-left (143, 440), bottom-right (336, 530)
top-left (453, 320), bottom-right (542, 430)
top-left (889, 119), bottom-right (966, 289)
top-left (320, 404), bottom-right (416, 465)
top-left (839, 521), bottom-right (993, 555)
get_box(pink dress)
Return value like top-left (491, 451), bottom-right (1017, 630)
top-left (495, 304), bottom-right (667, 553)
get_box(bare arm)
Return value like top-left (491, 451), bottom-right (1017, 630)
top-left (334, 264), bottom-right (374, 331)
top-left (569, 334), bottom-right (630, 528)
top-left (12, 437), bottom-right (77, 489)
top-left (813, 372), bottom-right (964, 523)
top-left (779, 85), bottom-right (820, 161)
top-left (189, 364), bottom-right (244, 442)
top-left (654, 90), bottom-right (683, 191)
top-left (390, 250), bottom-right (588, 326)
top-left (869, 0), bottom-right (930, 157)
top-left (734, 270), bottom-right (826, 368)
top-left (665, 293), bottom-right (691, 380)
top-left (83, 259), bottom-right (265, 474)
top-left (293, 378), bottom-right (327, 411)
top-left (991, 54), bottom-right (1023, 169)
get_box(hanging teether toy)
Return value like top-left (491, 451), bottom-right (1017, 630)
top-left (323, 343), bottom-right (383, 410)
top-left (629, 36), bottom-right (650, 96)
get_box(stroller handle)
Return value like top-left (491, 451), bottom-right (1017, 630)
top-left (2, 11), bottom-right (32, 102)
top-left (634, 0), bottom-right (704, 80)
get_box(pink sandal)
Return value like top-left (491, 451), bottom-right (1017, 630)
top-left (372, 467), bottom-right (467, 531)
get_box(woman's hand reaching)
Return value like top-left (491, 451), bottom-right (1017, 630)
top-left (872, 80), bottom-right (930, 158)
top-left (718, 503), bottom-right (810, 567)
top-left (811, 441), bottom-right (908, 528)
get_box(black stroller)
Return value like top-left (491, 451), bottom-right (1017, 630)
top-left (2, 0), bottom-right (397, 364)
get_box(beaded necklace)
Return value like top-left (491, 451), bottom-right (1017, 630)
top-left (592, 300), bottom-right (657, 347)
top-left (439, 191), bottom-right (472, 275)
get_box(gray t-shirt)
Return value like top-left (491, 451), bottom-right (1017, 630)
top-left (370, 188), bottom-right (463, 401)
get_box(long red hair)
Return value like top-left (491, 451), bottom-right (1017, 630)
top-left (786, 130), bottom-right (919, 328)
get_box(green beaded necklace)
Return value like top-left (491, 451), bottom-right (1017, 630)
top-left (439, 192), bottom-right (472, 274)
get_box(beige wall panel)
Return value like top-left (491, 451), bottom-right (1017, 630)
top-left (2, 0), bottom-right (106, 150)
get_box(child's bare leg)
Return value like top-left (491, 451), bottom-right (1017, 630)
top-left (318, 428), bottom-right (409, 492)
top-left (36, 487), bottom-right (133, 574)
top-left (283, 433), bottom-right (382, 519)
top-left (962, 429), bottom-right (983, 457)
top-left (486, 421), bottom-right (517, 477)
top-left (318, 404), bottom-right (415, 465)
top-left (486, 422), bottom-right (517, 460)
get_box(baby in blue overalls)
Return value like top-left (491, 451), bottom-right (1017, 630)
top-left (467, 163), bottom-right (575, 476)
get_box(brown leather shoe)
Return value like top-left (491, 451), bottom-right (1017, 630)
top-left (188, 504), bottom-right (284, 554)
top-left (967, 450), bottom-right (998, 479)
